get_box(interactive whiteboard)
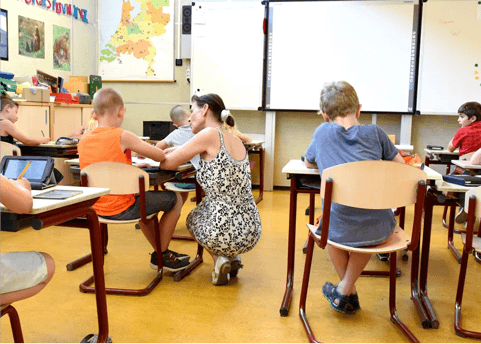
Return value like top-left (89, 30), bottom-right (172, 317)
top-left (264, 0), bottom-right (421, 113)
top-left (418, 0), bottom-right (481, 115)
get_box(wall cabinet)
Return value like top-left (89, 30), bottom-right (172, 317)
top-left (16, 105), bottom-right (49, 139)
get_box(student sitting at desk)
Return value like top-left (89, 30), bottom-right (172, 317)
top-left (0, 175), bottom-right (55, 305)
top-left (304, 81), bottom-right (404, 314)
top-left (447, 101), bottom-right (481, 222)
top-left (447, 101), bottom-right (481, 157)
top-left (159, 93), bottom-right (262, 286)
top-left (0, 95), bottom-right (50, 145)
top-left (78, 88), bottom-right (190, 272)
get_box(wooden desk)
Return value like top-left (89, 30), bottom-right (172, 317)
top-left (424, 149), bottom-right (459, 175)
top-left (280, 159), bottom-right (441, 317)
top-left (451, 159), bottom-right (481, 171)
top-left (18, 142), bottom-right (78, 158)
top-left (411, 178), bottom-right (475, 330)
top-left (0, 186), bottom-right (111, 342)
top-left (244, 140), bottom-right (264, 204)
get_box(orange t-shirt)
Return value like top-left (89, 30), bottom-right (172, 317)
top-left (78, 127), bottom-right (135, 216)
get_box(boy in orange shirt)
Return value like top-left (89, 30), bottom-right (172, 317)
top-left (78, 88), bottom-right (189, 272)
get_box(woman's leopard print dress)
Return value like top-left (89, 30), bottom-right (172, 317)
top-left (186, 128), bottom-right (262, 258)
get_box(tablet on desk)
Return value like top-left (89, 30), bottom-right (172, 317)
top-left (33, 189), bottom-right (83, 200)
top-left (0, 156), bottom-right (57, 189)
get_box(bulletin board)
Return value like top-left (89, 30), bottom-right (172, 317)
top-left (190, 2), bottom-right (265, 110)
top-left (417, 0), bottom-right (481, 115)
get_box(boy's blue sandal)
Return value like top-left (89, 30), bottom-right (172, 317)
top-left (322, 281), bottom-right (335, 301)
top-left (329, 287), bottom-right (352, 314)
top-left (349, 293), bottom-right (361, 312)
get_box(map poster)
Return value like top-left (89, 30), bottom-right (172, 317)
top-left (98, 0), bottom-right (174, 81)
top-left (53, 25), bottom-right (70, 71)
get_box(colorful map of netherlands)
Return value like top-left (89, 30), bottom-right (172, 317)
top-left (100, 0), bottom-right (170, 76)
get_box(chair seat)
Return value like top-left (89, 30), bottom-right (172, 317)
top-left (98, 212), bottom-right (157, 224)
top-left (461, 234), bottom-right (481, 252)
top-left (307, 224), bottom-right (410, 253)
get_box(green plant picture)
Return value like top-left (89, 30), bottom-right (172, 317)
top-left (18, 16), bottom-right (44, 59)
top-left (53, 25), bottom-right (70, 71)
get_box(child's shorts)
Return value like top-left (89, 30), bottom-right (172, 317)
top-left (101, 191), bottom-right (177, 220)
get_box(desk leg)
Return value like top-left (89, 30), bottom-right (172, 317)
top-left (86, 208), bottom-right (110, 343)
top-left (418, 192), bottom-right (439, 329)
top-left (447, 203), bottom-right (462, 263)
top-left (255, 148), bottom-right (264, 204)
top-left (280, 177), bottom-right (297, 317)
top-left (411, 193), bottom-right (432, 329)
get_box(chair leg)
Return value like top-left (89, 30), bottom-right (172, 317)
top-left (454, 249), bottom-right (481, 338)
top-left (173, 243), bottom-right (204, 282)
top-left (1, 305), bottom-right (24, 343)
top-left (67, 223), bottom-right (109, 271)
top-left (388, 252), bottom-right (419, 343)
top-left (299, 235), bottom-right (320, 343)
top-left (447, 205), bottom-right (462, 263)
top-left (79, 220), bottom-right (163, 296)
top-left (442, 205), bottom-right (449, 229)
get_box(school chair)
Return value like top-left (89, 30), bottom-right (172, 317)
top-left (1, 254), bottom-right (54, 343)
top-left (0, 141), bottom-right (21, 160)
top-left (70, 161), bottom-right (163, 296)
top-left (443, 152), bottom-right (480, 263)
top-left (299, 160), bottom-right (426, 343)
top-left (454, 186), bottom-right (481, 339)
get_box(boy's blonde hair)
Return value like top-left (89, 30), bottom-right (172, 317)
top-left (170, 105), bottom-right (189, 124)
top-left (93, 88), bottom-right (124, 116)
top-left (319, 81), bottom-right (359, 120)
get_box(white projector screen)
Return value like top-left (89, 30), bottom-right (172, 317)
top-left (264, 0), bottom-right (421, 114)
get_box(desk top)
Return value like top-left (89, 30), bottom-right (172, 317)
top-left (282, 159), bottom-right (442, 181)
top-left (424, 148), bottom-right (459, 155)
top-left (0, 186), bottom-right (110, 214)
top-left (64, 158), bottom-right (193, 172)
top-left (244, 140), bottom-right (264, 148)
top-left (395, 144), bottom-right (414, 152)
top-left (451, 160), bottom-right (481, 169)
top-left (18, 141), bottom-right (77, 148)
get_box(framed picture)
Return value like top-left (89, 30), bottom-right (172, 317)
top-left (0, 9), bottom-right (8, 61)
top-left (18, 16), bottom-right (45, 59)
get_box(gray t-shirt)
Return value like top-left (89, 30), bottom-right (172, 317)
top-left (164, 125), bottom-right (200, 170)
top-left (305, 123), bottom-right (399, 247)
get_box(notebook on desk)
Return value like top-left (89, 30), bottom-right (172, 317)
top-left (442, 175), bottom-right (481, 186)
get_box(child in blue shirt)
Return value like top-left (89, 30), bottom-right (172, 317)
top-left (304, 81), bottom-right (404, 314)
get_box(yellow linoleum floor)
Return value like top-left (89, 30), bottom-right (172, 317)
top-left (1, 190), bottom-right (480, 343)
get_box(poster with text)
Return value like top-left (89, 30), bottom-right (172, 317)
top-left (18, 16), bottom-right (44, 59)
top-left (98, 0), bottom-right (174, 81)
top-left (53, 25), bottom-right (70, 71)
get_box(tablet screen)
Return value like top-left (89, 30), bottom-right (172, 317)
top-left (3, 160), bottom-right (48, 180)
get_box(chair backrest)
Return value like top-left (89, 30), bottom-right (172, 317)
top-left (0, 142), bottom-right (21, 161)
top-left (81, 161), bottom-right (149, 195)
top-left (459, 152), bottom-right (474, 161)
top-left (465, 186), bottom-right (481, 218)
top-left (320, 160), bottom-right (427, 209)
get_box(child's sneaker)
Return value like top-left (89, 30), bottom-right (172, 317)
top-left (150, 251), bottom-right (190, 272)
top-left (212, 256), bottom-right (231, 285)
top-left (229, 255), bottom-right (243, 278)
top-left (163, 249), bottom-right (190, 261)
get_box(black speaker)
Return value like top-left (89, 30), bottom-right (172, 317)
top-left (182, 5), bottom-right (192, 35)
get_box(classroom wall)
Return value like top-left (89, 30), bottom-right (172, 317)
top-left (1, 0), bottom-right (96, 82)
top-left (3, 0), bottom-right (460, 187)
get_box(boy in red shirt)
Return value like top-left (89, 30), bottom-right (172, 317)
top-left (447, 101), bottom-right (481, 223)
top-left (447, 102), bottom-right (481, 156)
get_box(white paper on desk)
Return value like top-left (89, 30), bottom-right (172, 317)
top-left (132, 157), bottom-right (160, 167)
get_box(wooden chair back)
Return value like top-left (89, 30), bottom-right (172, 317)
top-left (0, 142), bottom-right (21, 161)
top-left (81, 161), bottom-right (149, 195)
top-left (320, 160), bottom-right (427, 209)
